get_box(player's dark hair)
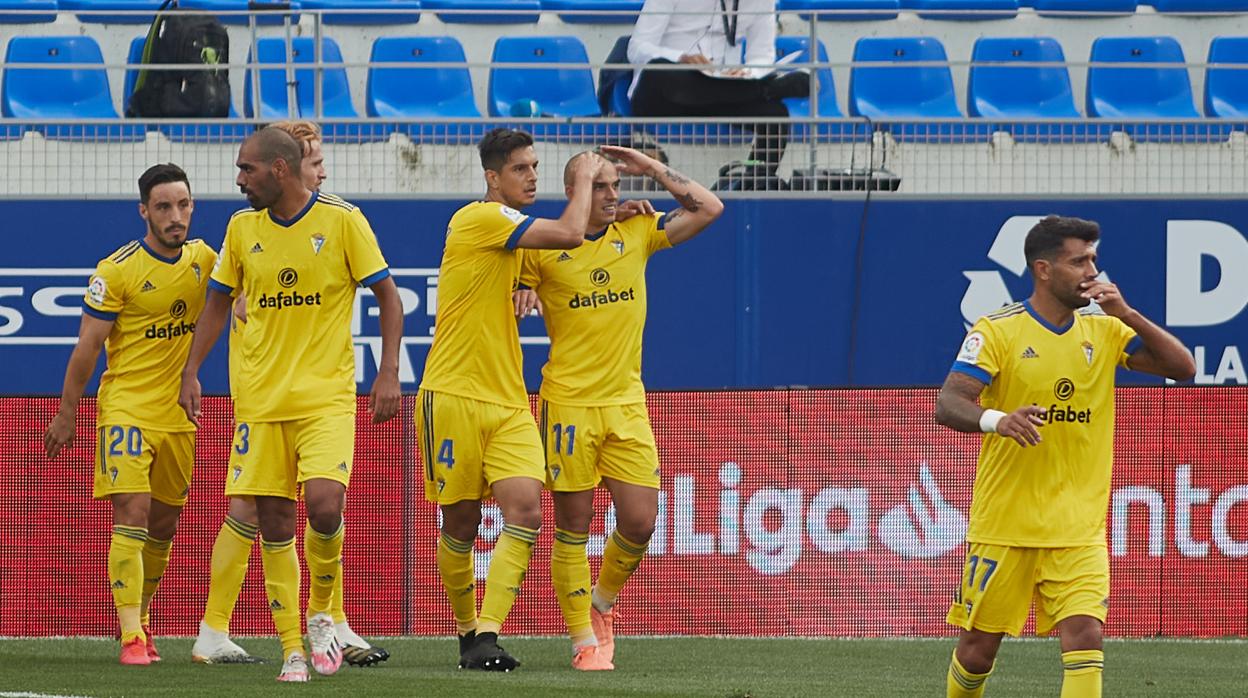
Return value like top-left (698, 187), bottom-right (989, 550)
top-left (1024, 215), bottom-right (1100, 268)
top-left (138, 163), bottom-right (191, 204)
top-left (478, 128), bottom-right (534, 172)
top-left (248, 126), bottom-right (304, 173)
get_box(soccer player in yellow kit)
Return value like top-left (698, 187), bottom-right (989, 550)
top-left (192, 120), bottom-right (389, 667)
top-left (935, 216), bottom-right (1195, 698)
top-left (515, 146), bottom-right (722, 670)
top-left (417, 128), bottom-right (607, 671)
top-left (179, 127), bottom-right (403, 682)
top-left (44, 163), bottom-right (214, 666)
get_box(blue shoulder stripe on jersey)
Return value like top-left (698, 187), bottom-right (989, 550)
top-left (358, 268), bottom-right (391, 287)
top-left (268, 192), bottom-right (319, 228)
top-left (1023, 299), bottom-right (1073, 335)
top-left (110, 241), bottom-right (139, 261)
top-left (951, 361), bottom-right (992, 385)
top-left (505, 216), bottom-right (535, 250)
top-left (1125, 335), bottom-right (1143, 356)
top-left (82, 303), bottom-right (118, 321)
top-left (139, 238), bottom-right (182, 265)
top-left (113, 245), bottom-right (142, 264)
top-left (208, 279), bottom-right (234, 295)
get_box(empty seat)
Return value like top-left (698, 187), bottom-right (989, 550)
top-left (179, 0), bottom-right (302, 26)
top-left (58, 0), bottom-right (162, 24)
top-left (901, 0), bottom-right (1018, 20)
top-left (299, 0), bottom-right (421, 25)
top-left (968, 37), bottom-right (1080, 118)
top-left (1087, 36), bottom-right (1199, 118)
top-left (772, 36), bottom-right (867, 142)
top-left (1151, 0), bottom-right (1248, 11)
top-left (367, 36), bottom-right (484, 142)
top-left (421, 0), bottom-right (540, 23)
top-left (850, 37), bottom-right (987, 141)
top-left (2, 36), bottom-right (145, 141)
top-left (488, 36), bottom-right (600, 117)
top-left (777, 0), bottom-right (900, 21)
top-left (124, 35), bottom-right (249, 143)
top-left (0, 0), bottom-right (56, 23)
top-left (1205, 36), bottom-right (1248, 119)
top-left (244, 37), bottom-right (383, 141)
top-left (1033, 0), bottom-right (1136, 14)
top-left (540, 0), bottom-right (642, 23)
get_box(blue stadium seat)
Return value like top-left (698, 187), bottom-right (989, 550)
top-left (179, 0), bottom-right (302, 26)
top-left (968, 37), bottom-right (1103, 141)
top-left (244, 37), bottom-right (384, 142)
top-left (1205, 36), bottom-right (1248, 120)
top-left (366, 36), bottom-right (485, 142)
top-left (777, 0), bottom-right (900, 21)
top-left (123, 36), bottom-right (249, 143)
top-left (2, 36), bottom-right (145, 141)
top-left (540, 0), bottom-right (641, 23)
top-left (422, 0), bottom-right (540, 23)
top-left (772, 36), bottom-right (867, 142)
top-left (901, 0), bottom-right (1019, 20)
top-left (299, 0), bottom-right (421, 24)
top-left (58, 0), bottom-right (162, 24)
top-left (0, 0), bottom-right (56, 23)
top-left (488, 36), bottom-right (601, 117)
top-left (849, 37), bottom-right (983, 140)
top-left (1151, 0), bottom-right (1248, 11)
top-left (1032, 0), bottom-right (1136, 14)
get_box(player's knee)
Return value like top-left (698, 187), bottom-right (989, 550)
top-left (306, 507), bottom-right (343, 536)
top-left (615, 513), bottom-right (656, 544)
top-left (227, 496), bottom-right (258, 525)
top-left (503, 502), bottom-right (542, 531)
top-left (441, 505), bottom-right (482, 542)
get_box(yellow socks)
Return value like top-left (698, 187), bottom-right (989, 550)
top-left (109, 525), bottom-right (147, 644)
top-left (551, 529), bottom-right (595, 648)
top-left (260, 538), bottom-right (302, 658)
top-left (304, 521), bottom-right (344, 617)
top-left (331, 525), bottom-right (347, 624)
top-left (478, 524), bottom-right (538, 635)
top-left (202, 516), bottom-right (257, 633)
top-left (437, 532), bottom-right (478, 636)
top-left (592, 531), bottom-right (648, 612)
top-left (1061, 650), bottom-right (1104, 698)
top-left (139, 536), bottom-right (172, 627)
top-left (947, 652), bottom-right (992, 698)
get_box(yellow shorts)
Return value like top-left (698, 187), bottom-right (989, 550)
top-left (93, 425), bottom-right (195, 507)
top-left (416, 390), bottom-right (544, 505)
top-left (946, 542), bottom-right (1109, 636)
top-left (225, 413), bottom-right (355, 500)
top-left (538, 400), bottom-right (660, 492)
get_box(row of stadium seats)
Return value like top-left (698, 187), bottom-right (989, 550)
top-left (1, 0), bottom-right (1246, 25)
top-left (3, 33), bottom-right (1247, 142)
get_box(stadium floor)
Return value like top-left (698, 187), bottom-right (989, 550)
top-left (0, 636), bottom-right (1245, 696)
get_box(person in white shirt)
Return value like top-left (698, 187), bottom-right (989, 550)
top-left (626, 0), bottom-right (807, 188)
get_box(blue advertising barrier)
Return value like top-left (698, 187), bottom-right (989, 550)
top-left (1, 198), bottom-right (1244, 394)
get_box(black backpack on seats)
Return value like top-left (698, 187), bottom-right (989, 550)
top-left (127, 0), bottom-right (230, 118)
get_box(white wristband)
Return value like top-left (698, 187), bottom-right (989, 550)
top-left (979, 409), bottom-right (1007, 434)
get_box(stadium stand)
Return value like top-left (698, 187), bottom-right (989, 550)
top-left (0, 0), bottom-right (61, 24)
top-left (776, 0), bottom-right (901, 21)
top-left (366, 35), bottom-right (486, 141)
top-left (299, 0), bottom-right (422, 25)
top-left (59, 0), bottom-right (162, 25)
top-left (1204, 35), bottom-right (1248, 119)
top-left (539, 0), bottom-right (644, 24)
top-left (421, 0), bottom-right (542, 23)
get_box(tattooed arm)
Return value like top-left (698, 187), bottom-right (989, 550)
top-left (599, 145), bottom-right (724, 246)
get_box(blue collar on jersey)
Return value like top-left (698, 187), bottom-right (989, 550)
top-left (1023, 299), bottom-right (1074, 335)
top-left (140, 238), bottom-right (182, 265)
top-left (585, 225), bottom-right (611, 242)
top-left (269, 191), bottom-right (319, 228)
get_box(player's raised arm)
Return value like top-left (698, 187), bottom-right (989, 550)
top-left (1079, 279), bottom-right (1196, 381)
top-left (178, 288), bottom-right (231, 427)
top-left (45, 313), bottom-right (115, 458)
top-left (515, 152), bottom-right (603, 250)
top-left (599, 145), bottom-right (724, 246)
top-left (367, 275), bottom-right (402, 423)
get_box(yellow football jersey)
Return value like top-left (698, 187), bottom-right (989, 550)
top-left (210, 192), bottom-right (389, 422)
top-left (951, 300), bottom-right (1140, 547)
top-left (419, 201), bottom-right (535, 409)
top-left (520, 212), bottom-right (670, 405)
top-left (83, 238), bottom-right (216, 431)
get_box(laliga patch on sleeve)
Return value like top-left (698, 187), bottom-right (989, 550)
top-left (87, 276), bottom-right (107, 305)
top-left (499, 205), bottom-right (526, 225)
top-left (957, 331), bottom-right (986, 364)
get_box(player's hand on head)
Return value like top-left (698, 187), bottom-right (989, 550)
top-left (997, 405), bottom-right (1047, 447)
top-left (513, 289), bottom-right (542, 318)
top-left (369, 370), bottom-right (401, 424)
top-left (43, 412), bottom-right (75, 459)
top-left (1080, 280), bottom-right (1130, 317)
top-left (599, 146), bottom-right (652, 177)
top-left (178, 374), bottom-right (202, 428)
top-left (615, 199), bottom-right (655, 221)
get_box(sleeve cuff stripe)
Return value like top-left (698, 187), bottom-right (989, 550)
top-left (208, 279), bottom-right (234, 295)
top-left (505, 217), bottom-right (535, 250)
top-left (359, 268), bottom-right (391, 287)
top-left (951, 361), bottom-right (992, 385)
top-left (82, 304), bottom-right (117, 321)
top-left (1125, 335), bottom-right (1143, 355)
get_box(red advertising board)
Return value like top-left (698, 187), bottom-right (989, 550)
top-left (1, 388), bottom-right (1244, 637)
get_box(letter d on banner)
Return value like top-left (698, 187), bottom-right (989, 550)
top-left (1167, 220), bottom-right (1248, 327)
